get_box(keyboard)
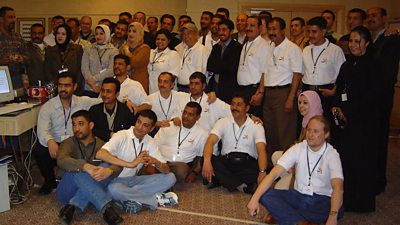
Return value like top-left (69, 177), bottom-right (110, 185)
top-left (0, 103), bottom-right (36, 116)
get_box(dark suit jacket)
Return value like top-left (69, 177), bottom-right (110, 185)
top-left (89, 101), bottom-right (135, 142)
top-left (26, 41), bottom-right (46, 86)
top-left (207, 39), bottom-right (243, 103)
top-left (144, 31), bottom-right (156, 49)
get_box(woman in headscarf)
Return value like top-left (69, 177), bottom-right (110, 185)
top-left (81, 24), bottom-right (118, 97)
top-left (297, 90), bottom-right (323, 141)
top-left (120, 22), bottom-right (150, 94)
top-left (44, 24), bottom-right (84, 94)
top-left (332, 26), bottom-right (380, 213)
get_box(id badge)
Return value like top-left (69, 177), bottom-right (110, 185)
top-left (99, 69), bottom-right (107, 74)
top-left (60, 134), bottom-right (70, 142)
top-left (172, 153), bottom-right (181, 162)
top-left (58, 67), bottom-right (69, 74)
top-left (341, 93), bottom-right (348, 102)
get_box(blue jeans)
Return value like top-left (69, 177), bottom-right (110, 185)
top-left (260, 189), bottom-right (344, 225)
top-left (108, 173), bottom-right (176, 210)
top-left (56, 169), bottom-right (113, 212)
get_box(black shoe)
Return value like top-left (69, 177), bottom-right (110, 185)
top-left (243, 183), bottom-right (257, 195)
top-left (38, 181), bottom-right (57, 195)
top-left (103, 205), bottom-right (123, 225)
top-left (207, 182), bottom-right (221, 189)
top-left (58, 204), bottom-right (75, 225)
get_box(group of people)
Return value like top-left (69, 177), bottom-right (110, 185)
top-left (1, 4), bottom-right (399, 225)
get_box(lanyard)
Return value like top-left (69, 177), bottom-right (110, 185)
top-left (97, 48), bottom-right (107, 66)
top-left (306, 142), bottom-right (327, 186)
top-left (190, 94), bottom-right (203, 105)
top-left (60, 47), bottom-right (71, 68)
top-left (132, 138), bottom-right (144, 158)
top-left (151, 51), bottom-right (164, 71)
top-left (177, 125), bottom-right (191, 154)
top-left (76, 137), bottom-right (97, 161)
top-left (297, 37), bottom-right (305, 47)
top-left (159, 93), bottom-right (173, 120)
top-left (232, 123), bottom-right (246, 149)
top-left (242, 40), bottom-right (254, 66)
top-left (311, 42), bottom-right (330, 74)
top-left (181, 48), bottom-right (192, 69)
top-left (62, 100), bottom-right (72, 135)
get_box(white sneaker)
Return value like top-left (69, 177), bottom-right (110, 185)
top-left (155, 192), bottom-right (178, 206)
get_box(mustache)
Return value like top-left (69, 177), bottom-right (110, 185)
top-left (231, 109), bottom-right (240, 113)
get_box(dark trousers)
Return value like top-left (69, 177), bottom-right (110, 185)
top-left (211, 154), bottom-right (258, 192)
top-left (33, 143), bottom-right (57, 186)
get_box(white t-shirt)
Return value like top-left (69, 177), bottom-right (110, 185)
top-left (101, 127), bottom-right (166, 177)
top-left (155, 123), bottom-right (208, 163)
top-left (264, 38), bottom-right (303, 86)
top-left (302, 39), bottom-right (346, 85)
top-left (147, 48), bottom-right (181, 94)
top-left (278, 140), bottom-right (344, 197)
top-left (175, 42), bottom-right (210, 85)
top-left (211, 116), bottom-right (266, 159)
top-left (118, 76), bottom-right (150, 106)
top-left (237, 35), bottom-right (273, 85)
top-left (148, 90), bottom-right (184, 122)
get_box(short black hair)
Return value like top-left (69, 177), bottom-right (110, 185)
top-left (349, 8), bottom-right (367, 20)
top-left (189, 72), bottom-right (206, 84)
top-left (155, 29), bottom-right (172, 40)
top-left (378, 8), bottom-right (387, 17)
top-left (99, 18), bottom-right (112, 25)
top-left (202, 11), bottom-right (214, 18)
top-left (158, 72), bottom-right (176, 83)
top-left (232, 92), bottom-right (250, 106)
top-left (119, 12), bottom-right (132, 19)
top-left (271, 17), bottom-right (286, 30)
top-left (212, 14), bottom-right (225, 21)
top-left (185, 102), bottom-right (202, 116)
top-left (57, 71), bottom-right (77, 84)
top-left (67, 18), bottom-right (80, 27)
top-left (219, 19), bottom-right (234, 31)
top-left (71, 110), bottom-right (93, 123)
top-left (248, 15), bottom-right (262, 26)
top-left (136, 109), bottom-right (157, 126)
top-left (291, 17), bottom-right (306, 27)
top-left (259, 11), bottom-right (272, 19)
top-left (134, 11), bottom-right (146, 18)
top-left (114, 54), bottom-right (130, 66)
top-left (161, 14), bottom-right (176, 27)
top-left (102, 77), bottom-right (121, 93)
top-left (52, 15), bottom-right (66, 24)
top-left (216, 8), bottom-right (230, 19)
top-left (147, 16), bottom-right (158, 23)
top-left (179, 15), bottom-right (192, 23)
top-left (307, 16), bottom-right (327, 30)
top-left (31, 23), bottom-right (45, 31)
top-left (0, 6), bottom-right (13, 17)
top-left (116, 19), bottom-right (129, 27)
top-left (322, 9), bottom-right (336, 21)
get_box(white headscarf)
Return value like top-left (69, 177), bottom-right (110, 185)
top-left (95, 24), bottom-right (111, 45)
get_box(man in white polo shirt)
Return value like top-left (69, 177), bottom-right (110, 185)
top-left (247, 116), bottom-right (344, 225)
top-left (237, 15), bottom-right (273, 117)
top-left (253, 17), bottom-right (303, 155)
top-left (112, 54), bottom-right (151, 114)
top-left (301, 16), bottom-right (345, 118)
top-left (202, 93), bottom-right (267, 194)
top-left (155, 102), bottom-right (208, 183)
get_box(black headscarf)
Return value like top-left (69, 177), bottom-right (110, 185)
top-left (55, 24), bottom-right (72, 52)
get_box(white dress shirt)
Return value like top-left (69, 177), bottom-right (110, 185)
top-left (117, 76), bottom-right (150, 106)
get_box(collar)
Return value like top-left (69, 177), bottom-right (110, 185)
top-left (232, 115), bottom-right (251, 128)
top-left (130, 127), bottom-right (148, 143)
top-left (55, 95), bottom-right (76, 110)
top-left (274, 37), bottom-right (289, 49)
top-left (307, 141), bottom-right (328, 155)
top-left (103, 102), bottom-right (118, 116)
top-left (222, 37), bottom-right (232, 47)
top-left (158, 91), bottom-right (172, 100)
top-left (247, 35), bottom-right (261, 44)
top-left (312, 38), bottom-right (329, 49)
top-left (155, 47), bottom-right (170, 54)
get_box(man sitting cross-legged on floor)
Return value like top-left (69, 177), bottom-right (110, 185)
top-left (96, 109), bottom-right (177, 213)
top-left (202, 92), bottom-right (268, 194)
top-left (56, 110), bottom-right (123, 225)
top-left (154, 102), bottom-right (208, 183)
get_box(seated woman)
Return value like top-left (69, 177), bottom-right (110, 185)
top-left (120, 22), bottom-right (150, 94)
top-left (247, 115), bottom-right (344, 225)
top-left (81, 25), bottom-right (118, 97)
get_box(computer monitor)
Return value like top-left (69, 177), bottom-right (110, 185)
top-left (0, 66), bottom-right (15, 104)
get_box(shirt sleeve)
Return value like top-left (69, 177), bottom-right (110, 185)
top-left (253, 123), bottom-right (266, 144)
top-left (81, 48), bottom-right (92, 79)
top-left (168, 51), bottom-right (181, 77)
top-left (149, 141), bottom-right (167, 163)
top-left (277, 143), bottom-right (299, 171)
top-left (132, 83), bottom-right (151, 105)
top-left (37, 102), bottom-right (55, 147)
top-left (210, 118), bottom-right (225, 140)
top-left (57, 138), bottom-right (85, 172)
top-left (289, 45), bottom-right (303, 73)
top-left (328, 149), bottom-right (344, 180)
top-left (101, 131), bottom-right (123, 157)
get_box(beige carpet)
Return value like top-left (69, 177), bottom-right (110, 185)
top-left (1, 138), bottom-right (399, 225)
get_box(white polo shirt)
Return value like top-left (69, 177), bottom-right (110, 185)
top-left (278, 140), bottom-right (344, 197)
top-left (264, 38), bottom-right (303, 86)
top-left (117, 76), bottom-right (150, 106)
top-left (147, 48), bottom-right (181, 94)
top-left (101, 127), bottom-right (166, 177)
top-left (148, 90), bottom-right (184, 122)
top-left (155, 123), bottom-right (208, 163)
top-left (211, 116), bottom-right (266, 159)
top-left (237, 35), bottom-right (273, 86)
top-left (302, 39), bottom-right (345, 85)
top-left (177, 92), bottom-right (231, 132)
top-left (175, 42), bottom-right (210, 85)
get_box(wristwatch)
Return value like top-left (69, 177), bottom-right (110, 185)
top-left (259, 168), bottom-right (266, 173)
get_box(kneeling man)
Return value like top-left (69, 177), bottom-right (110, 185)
top-left (247, 115), bottom-right (344, 225)
top-left (96, 110), bottom-right (177, 213)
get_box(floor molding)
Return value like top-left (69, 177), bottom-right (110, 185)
top-left (158, 207), bottom-right (269, 224)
